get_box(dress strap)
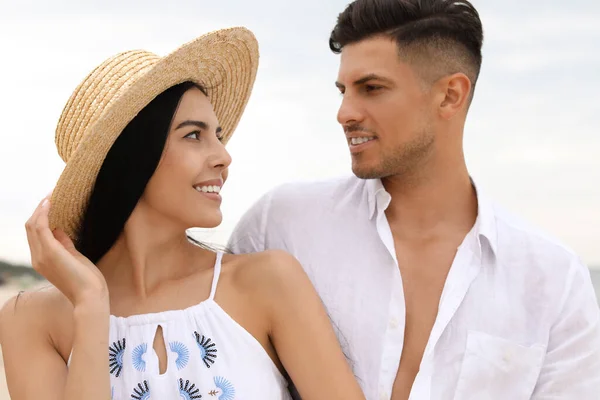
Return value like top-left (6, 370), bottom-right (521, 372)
top-left (208, 251), bottom-right (224, 300)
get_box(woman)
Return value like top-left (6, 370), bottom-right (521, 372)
top-left (0, 27), bottom-right (365, 399)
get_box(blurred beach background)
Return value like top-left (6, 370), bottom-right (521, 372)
top-left (1, 0), bottom-right (599, 397)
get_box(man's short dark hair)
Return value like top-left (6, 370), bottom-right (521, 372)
top-left (330, 0), bottom-right (484, 94)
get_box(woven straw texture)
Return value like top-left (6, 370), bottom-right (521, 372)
top-left (48, 27), bottom-right (259, 241)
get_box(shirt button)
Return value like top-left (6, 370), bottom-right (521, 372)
top-left (389, 318), bottom-right (399, 329)
top-left (380, 392), bottom-right (388, 400)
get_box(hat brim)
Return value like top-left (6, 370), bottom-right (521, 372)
top-left (48, 27), bottom-right (259, 241)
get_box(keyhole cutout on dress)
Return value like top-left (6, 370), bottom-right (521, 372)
top-left (152, 325), bottom-right (168, 375)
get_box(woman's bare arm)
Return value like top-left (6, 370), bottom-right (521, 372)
top-left (0, 289), bottom-right (110, 400)
top-left (0, 196), bottom-right (112, 399)
top-left (249, 250), bottom-right (365, 399)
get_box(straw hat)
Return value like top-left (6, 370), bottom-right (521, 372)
top-left (48, 27), bottom-right (259, 241)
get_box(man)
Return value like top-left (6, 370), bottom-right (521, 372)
top-left (228, 0), bottom-right (600, 398)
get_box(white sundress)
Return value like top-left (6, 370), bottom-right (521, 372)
top-left (97, 251), bottom-right (292, 399)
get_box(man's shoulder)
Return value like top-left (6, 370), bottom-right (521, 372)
top-left (482, 200), bottom-right (598, 322)
top-left (270, 174), bottom-right (363, 198)
top-left (228, 175), bottom-right (366, 252)
top-left (490, 200), bottom-right (582, 268)
top-left (264, 174), bottom-right (365, 211)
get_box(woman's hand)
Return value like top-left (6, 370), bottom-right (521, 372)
top-left (25, 195), bottom-right (109, 308)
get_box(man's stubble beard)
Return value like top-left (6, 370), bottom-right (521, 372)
top-left (352, 130), bottom-right (435, 181)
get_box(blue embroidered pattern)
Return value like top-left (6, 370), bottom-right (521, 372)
top-left (194, 331), bottom-right (217, 368)
top-left (109, 338), bottom-right (126, 377)
top-left (169, 341), bottom-right (190, 370)
top-left (132, 343), bottom-right (147, 372)
top-left (178, 378), bottom-right (202, 399)
top-left (214, 376), bottom-right (235, 400)
top-left (130, 380), bottom-right (150, 400)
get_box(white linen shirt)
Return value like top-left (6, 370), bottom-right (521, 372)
top-left (227, 175), bottom-right (600, 400)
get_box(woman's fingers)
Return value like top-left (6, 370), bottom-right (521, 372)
top-left (26, 189), bottom-right (54, 236)
top-left (27, 197), bottom-right (72, 274)
top-left (36, 200), bottom-right (79, 269)
top-left (35, 199), bottom-right (60, 250)
top-left (24, 196), bottom-right (51, 265)
top-left (22, 192), bottom-right (107, 307)
top-left (53, 229), bottom-right (78, 256)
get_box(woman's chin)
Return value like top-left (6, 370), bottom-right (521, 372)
top-left (188, 213), bottom-right (223, 229)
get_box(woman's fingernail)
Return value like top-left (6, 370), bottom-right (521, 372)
top-left (42, 199), bottom-right (49, 208)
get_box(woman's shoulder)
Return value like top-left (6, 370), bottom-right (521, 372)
top-left (223, 249), bottom-right (304, 279)
top-left (1, 283), bottom-right (68, 319)
top-left (221, 250), bottom-right (309, 299)
top-left (0, 284), bottom-right (73, 351)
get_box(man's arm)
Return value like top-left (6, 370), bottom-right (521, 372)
top-left (532, 257), bottom-right (600, 398)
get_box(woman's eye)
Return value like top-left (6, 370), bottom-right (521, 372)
top-left (184, 131), bottom-right (201, 140)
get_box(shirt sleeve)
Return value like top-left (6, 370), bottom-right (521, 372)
top-left (532, 257), bottom-right (600, 398)
top-left (227, 190), bottom-right (274, 254)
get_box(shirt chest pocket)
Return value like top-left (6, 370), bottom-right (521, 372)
top-left (453, 330), bottom-right (546, 400)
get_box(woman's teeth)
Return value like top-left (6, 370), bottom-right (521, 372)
top-left (194, 185), bottom-right (221, 193)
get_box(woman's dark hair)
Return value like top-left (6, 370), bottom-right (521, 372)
top-left (329, 0), bottom-right (484, 92)
top-left (77, 81), bottom-right (207, 263)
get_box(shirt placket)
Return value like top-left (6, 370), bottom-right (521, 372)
top-left (372, 185), bottom-right (484, 400)
top-left (409, 242), bottom-right (482, 400)
top-left (374, 204), bottom-right (405, 400)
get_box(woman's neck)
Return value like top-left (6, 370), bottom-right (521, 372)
top-left (96, 206), bottom-right (215, 298)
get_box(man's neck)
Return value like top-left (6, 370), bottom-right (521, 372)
top-left (382, 166), bottom-right (477, 241)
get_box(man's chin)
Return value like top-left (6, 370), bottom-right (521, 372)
top-left (352, 165), bottom-right (384, 180)
top-left (352, 170), bottom-right (381, 179)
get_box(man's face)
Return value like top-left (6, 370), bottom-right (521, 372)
top-left (336, 36), bottom-right (436, 179)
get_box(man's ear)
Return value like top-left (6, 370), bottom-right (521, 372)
top-left (436, 73), bottom-right (472, 120)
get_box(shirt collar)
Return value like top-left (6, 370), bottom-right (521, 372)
top-left (366, 178), bottom-right (391, 220)
top-left (471, 180), bottom-right (498, 257)
top-left (364, 177), bottom-right (498, 257)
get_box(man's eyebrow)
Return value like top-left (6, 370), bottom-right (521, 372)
top-left (335, 74), bottom-right (393, 89)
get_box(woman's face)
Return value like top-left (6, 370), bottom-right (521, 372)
top-left (140, 87), bottom-right (231, 229)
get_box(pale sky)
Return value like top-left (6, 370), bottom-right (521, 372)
top-left (0, 0), bottom-right (598, 267)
